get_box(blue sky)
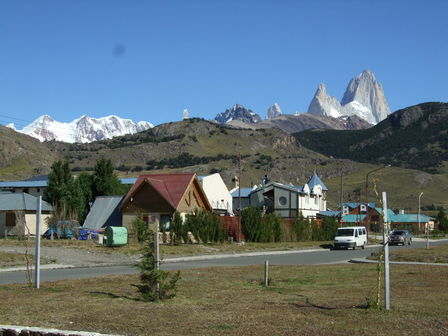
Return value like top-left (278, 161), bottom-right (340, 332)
top-left (1, 0), bottom-right (447, 127)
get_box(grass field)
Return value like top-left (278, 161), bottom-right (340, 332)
top-left (1, 263), bottom-right (447, 335)
top-left (387, 244), bottom-right (448, 263)
top-left (0, 238), bottom-right (333, 258)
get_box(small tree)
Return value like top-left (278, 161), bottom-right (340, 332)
top-left (437, 207), bottom-right (448, 233)
top-left (133, 233), bottom-right (181, 302)
top-left (132, 214), bottom-right (148, 243)
top-left (170, 211), bottom-right (184, 244)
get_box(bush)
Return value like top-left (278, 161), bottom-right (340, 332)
top-left (293, 212), bottom-right (312, 241)
top-left (185, 209), bottom-right (225, 243)
top-left (241, 206), bottom-right (263, 242)
top-left (132, 214), bottom-right (149, 243)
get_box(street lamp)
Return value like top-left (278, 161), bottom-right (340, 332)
top-left (365, 164), bottom-right (390, 232)
top-left (418, 192), bottom-right (426, 249)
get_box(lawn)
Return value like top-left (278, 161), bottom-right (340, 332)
top-left (1, 264), bottom-right (447, 335)
top-left (387, 244), bottom-right (448, 263)
top-left (0, 238), bottom-right (332, 257)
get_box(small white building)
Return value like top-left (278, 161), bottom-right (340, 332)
top-left (0, 192), bottom-right (53, 237)
top-left (198, 173), bottom-right (233, 215)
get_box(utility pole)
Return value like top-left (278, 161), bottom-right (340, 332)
top-left (34, 196), bottom-right (42, 289)
top-left (238, 153), bottom-right (242, 242)
top-left (382, 192), bottom-right (390, 310)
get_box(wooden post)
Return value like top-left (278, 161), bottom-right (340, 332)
top-left (153, 231), bottom-right (160, 299)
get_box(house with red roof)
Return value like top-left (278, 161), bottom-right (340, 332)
top-left (120, 173), bottom-right (211, 231)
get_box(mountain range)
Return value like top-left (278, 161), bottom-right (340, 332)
top-left (294, 102), bottom-right (448, 173)
top-left (8, 115), bottom-right (153, 143)
top-left (215, 70), bottom-right (390, 126)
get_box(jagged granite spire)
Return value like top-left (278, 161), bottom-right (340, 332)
top-left (307, 70), bottom-right (391, 124)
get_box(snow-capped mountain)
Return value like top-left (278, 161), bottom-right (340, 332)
top-left (307, 70), bottom-right (391, 124)
top-left (214, 104), bottom-right (262, 124)
top-left (9, 115), bottom-right (153, 143)
top-left (266, 103), bottom-right (282, 119)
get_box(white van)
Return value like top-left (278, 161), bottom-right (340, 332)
top-left (333, 226), bottom-right (367, 250)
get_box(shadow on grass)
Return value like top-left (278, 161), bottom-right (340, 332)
top-left (90, 291), bottom-right (141, 301)
top-left (320, 244), bottom-right (334, 250)
top-left (292, 294), bottom-right (370, 310)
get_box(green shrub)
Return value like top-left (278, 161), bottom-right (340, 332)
top-left (293, 212), bottom-right (312, 241)
top-left (133, 233), bottom-right (181, 302)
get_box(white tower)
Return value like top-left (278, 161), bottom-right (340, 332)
top-left (183, 109), bottom-right (190, 120)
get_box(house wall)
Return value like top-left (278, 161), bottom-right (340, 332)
top-left (200, 174), bottom-right (233, 214)
top-left (232, 197), bottom-right (251, 212)
top-left (0, 187), bottom-right (46, 198)
top-left (273, 188), bottom-right (298, 218)
top-left (25, 213), bottom-right (51, 235)
top-left (0, 212), bottom-right (51, 236)
top-left (298, 194), bottom-right (325, 218)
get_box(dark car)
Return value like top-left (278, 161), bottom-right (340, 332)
top-left (389, 230), bottom-right (412, 246)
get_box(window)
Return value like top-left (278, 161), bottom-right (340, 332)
top-left (278, 196), bottom-right (287, 206)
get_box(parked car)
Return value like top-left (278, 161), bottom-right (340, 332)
top-left (389, 230), bottom-right (412, 246)
top-left (43, 227), bottom-right (75, 239)
top-left (333, 226), bottom-right (367, 250)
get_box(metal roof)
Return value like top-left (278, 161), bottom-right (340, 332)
top-left (340, 202), bottom-right (377, 209)
top-left (342, 214), bottom-right (367, 223)
top-left (0, 180), bottom-right (48, 188)
top-left (83, 196), bottom-right (123, 230)
top-left (307, 174), bottom-right (328, 191)
top-left (0, 193), bottom-right (53, 211)
top-left (318, 211), bottom-right (340, 217)
top-left (230, 188), bottom-right (253, 198)
top-left (119, 177), bottom-right (138, 185)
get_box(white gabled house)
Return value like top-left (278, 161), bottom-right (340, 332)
top-left (231, 173), bottom-right (328, 219)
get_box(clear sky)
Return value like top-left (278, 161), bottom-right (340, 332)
top-left (1, 0), bottom-right (447, 127)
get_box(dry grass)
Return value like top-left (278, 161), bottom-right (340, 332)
top-left (0, 238), bottom-right (332, 257)
top-left (0, 251), bottom-right (55, 268)
top-left (387, 244), bottom-right (448, 263)
top-left (1, 264), bottom-right (447, 335)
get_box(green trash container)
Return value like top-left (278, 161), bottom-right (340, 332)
top-left (104, 226), bottom-right (128, 246)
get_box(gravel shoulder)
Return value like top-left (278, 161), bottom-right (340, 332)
top-left (0, 245), bottom-right (138, 268)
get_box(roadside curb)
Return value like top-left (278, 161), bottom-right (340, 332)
top-left (0, 264), bottom-right (75, 273)
top-left (349, 258), bottom-right (448, 267)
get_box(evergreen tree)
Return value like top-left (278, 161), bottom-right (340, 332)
top-left (76, 172), bottom-right (94, 224)
top-left (44, 160), bottom-right (72, 207)
top-left (437, 207), bottom-right (448, 232)
top-left (92, 158), bottom-right (123, 197)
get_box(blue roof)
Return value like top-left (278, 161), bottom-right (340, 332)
top-left (319, 211), bottom-right (340, 217)
top-left (231, 188), bottom-right (253, 198)
top-left (0, 192), bottom-right (53, 211)
top-left (119, 177), bottom-right (138, 185)
top-left (390, 213), bottom-right (433, 223)
top-left (307, 174), bottom-right (328, 191)
top-left (342, 214), bottom-right (367, 223)
top-left (341, 202), bottom-right (376, 209)
top-left (0, 180), bottom-right (48, 188)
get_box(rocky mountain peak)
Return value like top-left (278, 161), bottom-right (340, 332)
top-left (266, 103), bottom-right (282, 119)
top-left (307, 70), bottom-right (390, 124)
top-left (214, 104), bottom-right (262, 124)
top-left (15, 115), bottom-right (153, 143)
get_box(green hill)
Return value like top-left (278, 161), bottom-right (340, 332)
top-left (293, 102), bottom-right (448, 173)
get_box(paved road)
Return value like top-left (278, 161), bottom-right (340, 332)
top-left (1, 240), bottom-right (447, 285)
